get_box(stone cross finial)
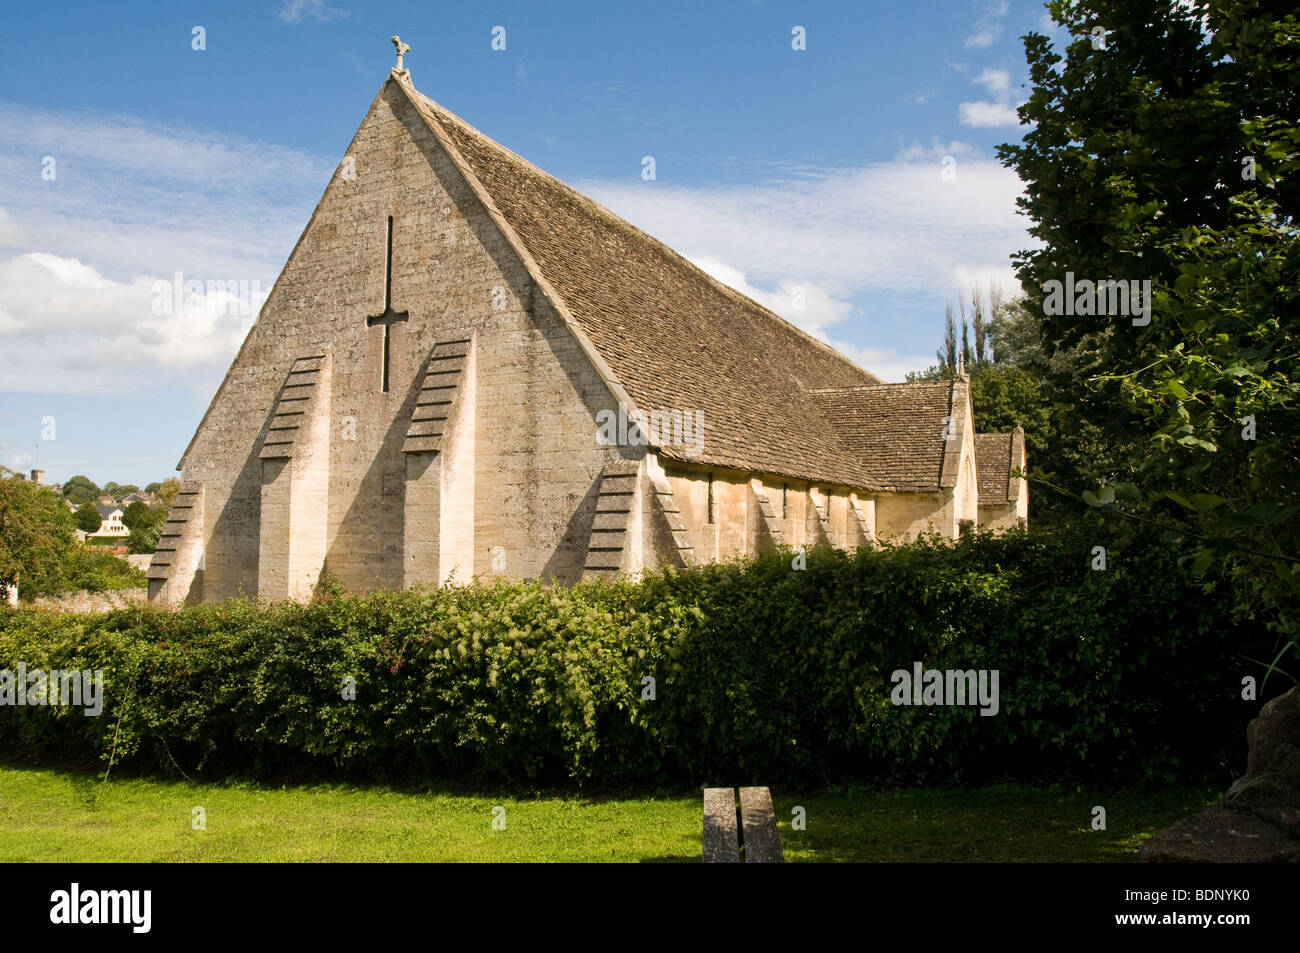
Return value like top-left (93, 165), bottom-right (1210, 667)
top-left (391, 35), bottom-right (410, 71)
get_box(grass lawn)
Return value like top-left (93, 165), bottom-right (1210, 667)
top-left (773, 786), bottom-right (1217, 862)
top-left (0, 764), bottom-right (1215, 862)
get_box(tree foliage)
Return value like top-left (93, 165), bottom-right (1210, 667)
top-left (998, 0), bottom-right (1299, 642)
top-left (0, 471), bottom-right (75, 599)
top-left (0, 471), bottom-right (142, 599)
top-left (74, 502), bottom-right (102, 534)
top-left (121, 501), bottom-right (151, 530)
top-left (155, 478), bottom-right (181, 510)
top-left (127, 506), bottom-right (168, 555)
top-left (61, 475), bottom-right (99, 506)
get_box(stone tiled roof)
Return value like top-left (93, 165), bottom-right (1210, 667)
top-left (402, 81), bottom-right (887, 490)
top-left (809, 380), bottom-right (965, 492)
top-left (974, 433), bottom-right (1013, 505)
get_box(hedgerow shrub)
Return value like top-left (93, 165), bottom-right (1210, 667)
top-left (0, 522), bottom-right (1281, 787)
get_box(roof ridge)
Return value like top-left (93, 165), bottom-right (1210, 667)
top-left (809, 379), bottom-right (952, 394)
top-left (411, 88), bottom-right (883, 387)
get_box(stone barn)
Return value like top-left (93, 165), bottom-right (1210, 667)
top-left (148, 50), bottom-right (1027, 606)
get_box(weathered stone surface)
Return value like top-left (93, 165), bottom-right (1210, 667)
top-left (1235, 687), bottom-right (1300, 837)
top-left (702, 787), bottom-right (739, 864)
top-left (738, 786), bottom-right (785, 864)
top-left (28, 589), bottom-right (147, 613)
top-left (1247, 687), bottom-right (1300, 787)
top-left (1140, 806), bottom-right (1300, 863)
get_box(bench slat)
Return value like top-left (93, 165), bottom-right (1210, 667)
top-left (738, 786), bottom-right (785, 864)
top-left (702, 787), bottom-right (740, 863)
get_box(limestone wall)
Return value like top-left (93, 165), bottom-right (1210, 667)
top-left (27, 589), bottom-right (147, 613)
top-left (177, 80), bottom-right (622, 601)
top-left (653, 463), bottom-right (879, 567)
top-left (977, 502), bottom-right (1025, 530)
top-left (658, 466), bottom-right (755, 564)
top-left (875, 491), bottom-right (955, 540)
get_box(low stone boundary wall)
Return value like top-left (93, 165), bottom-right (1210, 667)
top-left (24, 588), bottom-right (148, 613)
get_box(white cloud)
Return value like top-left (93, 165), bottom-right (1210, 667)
top-left (0, 207), bottom-right (27, 247)
top-left (951, 264), bottom-right (1021, 303)
top-left (0, 103), bottom-right (332, 283)
top-left (975, 68), bottom-right (1012, 98)
top-left (687, 256), bottom-right (853, 341)
top-left (579, 154), bottom-right (1028, 303)
top-left (0, 253), bottom-right (260, 394)
top-left (893, 138), bottom-right (979, 162)
top-left (279, 0), bottom-right (348, 23)
top-left (829, 342), bottom-right (938, 384)
top-left (686, 257), bottom-right (936, 383)
top-left (958, 68), bottom-right (1024, 128)
top-left (965, 0), bottom-right (1009, 48)
top-left (958, 100), bottom-right (1021, 127)
top-left (0, 104), bottom-right (328, 396)
top-left (4, 447), bottom-right (34, 473)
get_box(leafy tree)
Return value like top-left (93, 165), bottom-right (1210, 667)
top-left (917, 285), bottom-right (1005, 380)
top-left (934, 303), bottom-right (959, 377)
top-left (969, 284), bottom-right (997, 371)
top-left (121, 501), bottom-right (151, 530)
top-left (155, 478), bottom-right (181, 510)
top-left (912, 293), bottom-right (1112, 521)
top-left (127, 506), bottom-right (168, 555)
top-left (970, 365), bottom-right (1053, 460)
top-left (62, 475), bottom-right (99, 505)
top-left (60, 545), bottom-right (147, 592)
top-left (75, 502), bottom-right (102, 534)
top-left (144, 482), bottom-right (162, 495)
top-left (998, 0), bottom-right (1300, 643)
top-left (990, 297), bottom-right (1047, 368)
top-left (0, 468), bottom-right (76, 599)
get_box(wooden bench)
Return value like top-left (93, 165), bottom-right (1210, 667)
top-left (702, 786), bottom-right (785, 863)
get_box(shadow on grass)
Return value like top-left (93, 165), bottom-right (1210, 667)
top-left (770, 785), bottom-right (1219, 863)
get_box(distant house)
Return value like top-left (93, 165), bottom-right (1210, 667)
top-left (121, 492), bottom-right (154, 504)
top-left (89, 504), bottom-right (130, 538)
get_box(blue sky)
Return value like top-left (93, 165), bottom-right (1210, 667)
top-left (0, 0), bottom-right (1063, 487)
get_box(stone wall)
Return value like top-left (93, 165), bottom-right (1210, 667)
top-left (175, 79), bottom-right (624, 601)
top-left (875, 490), bottom-right (955, 539)
top-left (978, 501), bottom-right (1027, 531)
top-left (27, 589), bottom-right (147, 613)
top-left (655, 461), bottom-right (877, 564)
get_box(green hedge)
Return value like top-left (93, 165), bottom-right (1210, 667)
top-left (0, 523), bottom-right (1282, 787)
